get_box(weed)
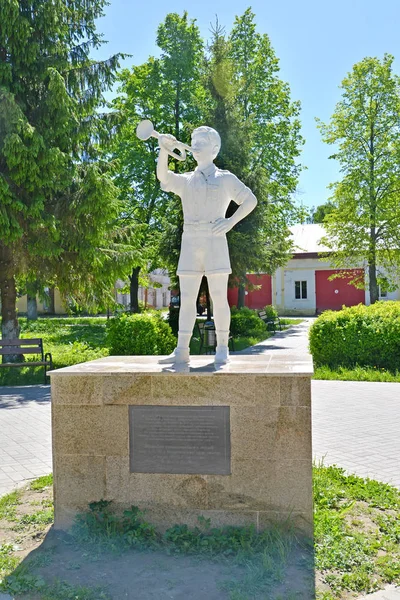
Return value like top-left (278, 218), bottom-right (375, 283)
top-left (40, 580), bottom-right (112, 600)
top-left (0, 490), bottom-right (21, 521)
top-left (30, 474), bottom-right (53, 491)
top-left (0, 544), bottom-right (19, 580)
top-left (12, 508), bottom-right (54, 531)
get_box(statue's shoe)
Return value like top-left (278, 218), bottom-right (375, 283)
top-left (214, 345), bottom-right (229, 365)
top-left (159, 348), bottom-right (190, 365)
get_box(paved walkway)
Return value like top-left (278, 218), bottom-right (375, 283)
top-left (0, 385), bottom-right (52, 497)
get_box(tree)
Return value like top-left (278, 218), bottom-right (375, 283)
top-left (317, 55), bottom-right (400, 304)
top-left (307, 201), bottom-right (336, 224)
top-left (0, 0), bottom-right (128, 341)
top-left (111, 12), bottom-right (204, 311)
top-left (206, 10), bottom-right (304, 306)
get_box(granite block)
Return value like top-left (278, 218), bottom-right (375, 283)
top-left (51, 375), bottom-right (104, 405)
top-left (53, 454), bottom-right (106, 528)
top-left (230, 406), bottom-right (312, 461)
top-left (51, 356), bottom-right (313, 537)
top-left (52, 406), bottom-right (128, 456)
top-left (207, 458), bottom-right (313, 512)
top-left (151, 374), bottom-right (256, 405)
top-left (105, 457), bottom-right (208, 509)
top-left (280, 377), bottom-right (311, 407)
top-left (102, 375), bottom-right (152, 405)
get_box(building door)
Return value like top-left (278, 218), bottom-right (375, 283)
top-left (315, 269), bottom-right (365, 312)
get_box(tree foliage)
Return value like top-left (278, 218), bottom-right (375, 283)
top-left (307, 201), bottom-right (336, 224)
top-left (111, 12), bottom-right (204, 309)
top-left (0, 0), bottom-right (131, 339)
top-left (204, 10), bottom-right (304, 304)
top-left (317, 54), bottom-right (400, 303)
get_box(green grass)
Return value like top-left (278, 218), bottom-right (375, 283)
top-left (0, 490), bottom-right (21, 521)
top-left (314, 364), bottom-right (400, 382)
top-left (280, 318), bottom-right (303, 326)
top-left (0, 317), bottom-right (109, 385)
top-left (314, 462), bottom-right (400, 597)
top-left (13, 507), bottom-right (54, 531)
top-left (30, 474), bottom-right (53, 492)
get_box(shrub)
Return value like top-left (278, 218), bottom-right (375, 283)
top-left (106, 313), bottom-right (176, 355)
top-left (167, 307), bottom-right (179, 336)
top-left (52, 341), bottom-right (108, 368)
top-left (230, 306), bottom-right (266, 337)
top-left (309, 301), bottom-right (400, 371)
top-left (264, 304), bottom-right (278, 319)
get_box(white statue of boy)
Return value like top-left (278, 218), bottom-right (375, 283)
top-left (157, 126), bottom-right (257, 365)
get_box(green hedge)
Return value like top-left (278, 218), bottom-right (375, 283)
top-left (106, 313), bottom-right (176, 355)
top-left (230, 306), bottom-right (266, 337)
top-left (309, 301), bottom-right (400, 371)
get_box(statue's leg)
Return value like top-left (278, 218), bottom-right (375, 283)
top-left (160, 273), bottom-right (202, 364)
top-left (207, 273), bottom-right (230, 364)
top-left (177, 273), bottom-right (203, 352)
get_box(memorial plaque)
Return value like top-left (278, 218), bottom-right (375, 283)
top-left (129, 406), bottom-right (231, 475)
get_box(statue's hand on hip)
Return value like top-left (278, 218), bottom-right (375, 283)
top-left (212, 217), bottom-right (232, 236)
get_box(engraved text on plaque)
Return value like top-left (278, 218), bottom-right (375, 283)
top-left (129, 406), bottom-right (231, 475)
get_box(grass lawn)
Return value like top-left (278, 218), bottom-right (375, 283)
top-left (0, 465), bottom-right (399, 599)
top-left (0, 316), bottom-right (303, 386)
top-left (0, 317), bottom-right (110, 386)
top-left (314, 364), bottom-right (400, 383)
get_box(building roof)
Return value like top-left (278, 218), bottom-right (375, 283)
top-left (289, 224), bottom-right (330, 255)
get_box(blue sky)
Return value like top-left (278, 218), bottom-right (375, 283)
top-left (95, 0), bottom-right (399, 209)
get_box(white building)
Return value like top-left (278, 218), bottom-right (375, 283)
top-left (273, 224), bottom-right (400, 315)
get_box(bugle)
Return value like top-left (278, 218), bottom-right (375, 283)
top-left (136, 119), bottom-right (192, 161)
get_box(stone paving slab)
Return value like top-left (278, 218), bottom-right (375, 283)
top-left (356, 585), bottom-right (400, 599)
top-left (312, 380), bottom-right (400, 489)
top-left (0, 385), bottom-right (52, 497)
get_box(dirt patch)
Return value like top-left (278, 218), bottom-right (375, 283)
top-left (1, 484), bottom-right (314, 599)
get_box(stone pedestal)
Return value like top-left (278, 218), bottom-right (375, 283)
top-left (50, 354), bottom-right (313, 537)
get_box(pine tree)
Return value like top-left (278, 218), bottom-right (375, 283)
top-left (0, 0), bottom-right (128, 340)
top-left (206, 11), bottom-right (304, 306)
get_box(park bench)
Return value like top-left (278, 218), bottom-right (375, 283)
top-left (258, 310), bottom-right (282, 333)
top-left (0, 338), bottom-right (53, 384)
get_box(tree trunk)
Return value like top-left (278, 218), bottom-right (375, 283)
top-left (129, 266), bottom-right (140, 313)
top-left (202, 277), bottom-right (212, 321)
top-left (27, 295), bottom-right (38, 320)
top-left (369, 263), bottom-right (379, 305)
top-left (49, 287), bottom-right (55, 314)
top-left (237, 281), bottom-right (246, 309)
top-left (0, 245), bottom-right (21, 362)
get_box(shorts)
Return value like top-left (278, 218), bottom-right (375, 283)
top-left (177, 224), bottom-right (231, 276)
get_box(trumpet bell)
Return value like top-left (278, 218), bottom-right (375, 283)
top-left (136, 119), bottom-right (154, 141)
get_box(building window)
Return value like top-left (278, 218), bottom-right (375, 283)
top-left (379, 285), bottom-right (388, 298)
top-left (295, 280), bottom-right (307, 300)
